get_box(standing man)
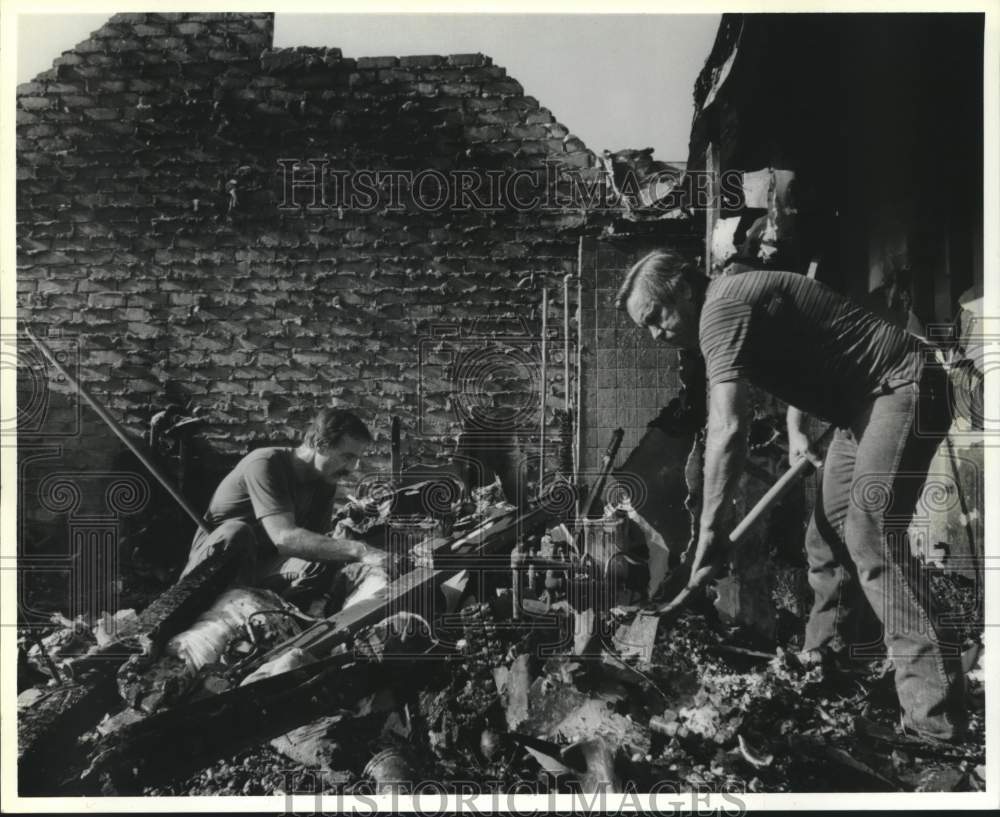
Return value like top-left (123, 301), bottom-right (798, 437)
top-left (616, 250), bottom-right (965, 742)
top-left (181, 408), bottom-right (386, 594)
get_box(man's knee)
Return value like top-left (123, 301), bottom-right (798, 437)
top-left (182, 519), bottom-right (257, 578)
top-left (209, 519), bottom-right (256, 553)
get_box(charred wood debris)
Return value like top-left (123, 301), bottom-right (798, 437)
top-left (18, 442), bottom-right (985, 798)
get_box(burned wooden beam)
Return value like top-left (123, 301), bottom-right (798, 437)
top-left (17, 680), bottom-right (124, 796)
top-left (247, 503), bottom-right (554, 671)
top-left (75, 653), bottom-right (396, 795)
top-left (18, 549), bottom-right (240, 795)
top-left (25, 502), bottom-right (556, 795)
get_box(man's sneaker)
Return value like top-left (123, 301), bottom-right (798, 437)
top-left (856, 715), bottom-right (969, 756)
top-left (799, 646), bottom-right (891, 678)
top-left (796, 646), bottom-right (853, 672)
top-left (898, 714), bottom-right (969, 749)
top-left (796, 648), bottom-right (826, 668)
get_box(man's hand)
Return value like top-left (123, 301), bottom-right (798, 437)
top-left (686, 529), bottom-right (728, 591)
top-left (787, 427), bottom-right (823, 469)
top-left (359, 545), bottom-right (389, 568)
top-left (264, 512), bottom-right (382, 564)
top-left (653, 530), bottom-right (728, 615)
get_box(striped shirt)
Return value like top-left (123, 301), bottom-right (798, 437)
top-left (698, 269), bottom-right (925, 427)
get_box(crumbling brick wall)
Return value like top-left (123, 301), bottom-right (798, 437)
top-left (16, 12), bottom-right (615, 573)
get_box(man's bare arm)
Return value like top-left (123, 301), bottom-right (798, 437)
top-left (260, 512), bottom-right (383, 564)
top-left (699, 380), bottom-right (750, 537)
top-left (686, 380), bottom-right (749, 588)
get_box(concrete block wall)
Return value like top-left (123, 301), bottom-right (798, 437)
top-left (579, 233), bottom-right (701, 477)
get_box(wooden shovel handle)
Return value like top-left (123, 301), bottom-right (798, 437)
top-left (729, 423), bottom-right (834, 544)
top-left (649, 423), bottom-right (834, 617)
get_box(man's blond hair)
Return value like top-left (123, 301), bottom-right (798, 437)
top-left (615, 250), bottom-right (704, 319)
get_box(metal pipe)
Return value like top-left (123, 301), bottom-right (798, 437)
top-left (539, 288), bottom-right (548, 501)
top-left (511, 541), bottom-right (524, 621)
top-left (563, 270), bottom-right (577, 485)
top-left (575, 249), bottom-right (584, 482)
top-left (578, 427), bottom-right (624, 523)
top-left (390, 416), bottom-right (401, 484)
top-left (23, 327), bottom-right (211, 535)
top-left (563, 273), bottom-right (572, 420)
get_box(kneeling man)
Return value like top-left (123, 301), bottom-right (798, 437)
top-left (181, 408), bottom-right (386, 595)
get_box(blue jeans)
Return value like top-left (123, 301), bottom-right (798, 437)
top-left (803, 360), bottom-right (965, 739)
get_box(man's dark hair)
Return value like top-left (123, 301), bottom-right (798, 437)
top-left (615, 250), bottom-right (706, 318)
top-left (303, 408), bottom-right (372, 450)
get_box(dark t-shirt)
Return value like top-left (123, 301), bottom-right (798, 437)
top-left (699, 269), bottom-right (926, 427)
top-left (203, 447), bottom-right (336, 549)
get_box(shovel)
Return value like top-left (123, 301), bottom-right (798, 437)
top-left (620, 424), bottom-right (833, 655)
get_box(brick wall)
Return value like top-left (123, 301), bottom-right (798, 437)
top-left (20, 12), bottom-right (852, 641)
top-left (17, 12), bottom-right (640, 579)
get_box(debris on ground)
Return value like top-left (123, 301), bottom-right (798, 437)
top-left (17, 492), bottom-right (985, 796)
top-left (129, 602), bottom-right (987, 796)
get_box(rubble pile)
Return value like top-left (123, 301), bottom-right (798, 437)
top-left (641, 613), bottom-right (985, 793)
top-left (17, 494), bottom-right (986, 796)
top-left (133, 605), bottom-right (990, 795)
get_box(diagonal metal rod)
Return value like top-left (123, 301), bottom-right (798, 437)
top-left (23, 327), bottom-right (211, 535)
top-left (539, 288), bottom-right (548, 501)
top-left (577, 426), bottom-right (624, 524)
